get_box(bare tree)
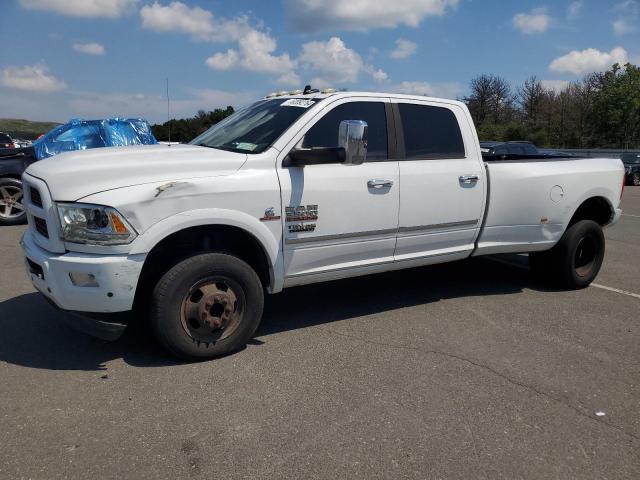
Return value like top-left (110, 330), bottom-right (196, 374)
top-left (518, 76), bottom-right (545, 125)
top-left (464, 74), bottom-right (494, 126)
top-left (489, 76), bottom-right (514, 125)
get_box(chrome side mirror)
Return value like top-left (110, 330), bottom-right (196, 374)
top-left (338, 120), bottom-right (367, 165)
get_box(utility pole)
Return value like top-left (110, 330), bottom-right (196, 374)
top-left (166, 77), bottom-right (171, 143)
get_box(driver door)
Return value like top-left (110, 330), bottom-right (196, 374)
top-left (277, 98), bottom-right (400, 283)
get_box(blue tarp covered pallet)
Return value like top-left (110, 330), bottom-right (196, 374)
top-left (34, 118), bottom-right (157, 160)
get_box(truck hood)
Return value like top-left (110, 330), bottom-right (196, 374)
top-left (26, 144), bottom-right (247, 201)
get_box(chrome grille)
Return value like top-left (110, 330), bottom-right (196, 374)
top-left (33, 217), bottom-right (49, 238)
top-left (23, 173), bottom-right (65, 253)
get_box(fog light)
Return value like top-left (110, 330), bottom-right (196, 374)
top-left (69, 271), bottom-right (99, 287)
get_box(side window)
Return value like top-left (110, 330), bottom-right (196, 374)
top-left (398, 103), bottom-right (465, 159)
top-left (507, 145), bottom-right (525, 155)
top-left (523, 144), bottom-right (537, 154)
top-left (303, 101), bottom-right (388, 160)
top-left (494, 146), bottom-right (508, 154)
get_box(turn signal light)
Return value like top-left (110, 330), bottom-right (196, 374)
top-left (110, 212), bottom-right (128, 233)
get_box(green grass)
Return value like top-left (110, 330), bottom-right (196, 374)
top-left (0, 118), bottom-right (61, 140)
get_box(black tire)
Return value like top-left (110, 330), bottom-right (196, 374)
top-left (633, 173), bottom-right (640, 186)
top-left (0, 178), bottom-right (26, 226)
top-left (151, 252), bottom-right (264, 360)
top-left (529, 219), bottom-right (605, 289)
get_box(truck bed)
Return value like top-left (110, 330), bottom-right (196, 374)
top-left (474, 156), bottom-right (624, 255)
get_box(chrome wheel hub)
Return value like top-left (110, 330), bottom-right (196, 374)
top-left (0, 186), bottom-right (25, 219)
top-left (181, 279), bottom-right (242, 343)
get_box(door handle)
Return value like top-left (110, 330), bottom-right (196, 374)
top-left (367, 179), bottom-right (393, 189)
top-left (459, 175), bottom-right (479, 185)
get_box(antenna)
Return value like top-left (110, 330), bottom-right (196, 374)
top-left (166, 77), bottom-right (171, 142)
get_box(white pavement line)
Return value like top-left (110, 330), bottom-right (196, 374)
top-left (621, 213), bottom-right (640, 218)
top-left (591, 283), bottom-right (640, 300)
top-left (485, 256), bottom-right (640, 300)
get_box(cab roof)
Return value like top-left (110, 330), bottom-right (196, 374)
top-left (263, 90), bottom-right (465, 108)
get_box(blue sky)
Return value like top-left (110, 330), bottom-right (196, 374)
top-left (1, 0), bottom-right (639, 123)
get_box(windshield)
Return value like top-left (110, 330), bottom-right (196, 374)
top-left (621, 154), bottom-right (640, 164)
top-left (190, 98), bottom-right (318, 154)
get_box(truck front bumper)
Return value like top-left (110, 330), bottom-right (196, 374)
top-left (20, 230), bottom-right (146, 340)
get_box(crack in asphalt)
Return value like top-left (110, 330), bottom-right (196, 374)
top-left (321, 327), bottom-right (640, 442)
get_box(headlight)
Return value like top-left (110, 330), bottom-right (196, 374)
top-left (57, 203), bottom-right (137, 245)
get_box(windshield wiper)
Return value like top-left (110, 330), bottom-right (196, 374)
top-left (195, 143), bottom-right (252, 154)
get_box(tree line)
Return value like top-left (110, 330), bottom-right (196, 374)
top-left (152, 107), bottom-right (234, 143)
top-left (465, 63), bottom-right (640, 149)
top-left (152, 63), bottom-right (640, 149)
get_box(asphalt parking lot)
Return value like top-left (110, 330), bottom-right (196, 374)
top-left (1, 189), bottom-right (639, 480)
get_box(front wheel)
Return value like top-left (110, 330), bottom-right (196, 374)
top-left (0, 178), bottom-right (26, 226)
top-left (151, 253), bottom-right (264, 360)
top-left (529, 220), bottom-right (605, 289)
top-left (632, 172), bottom-right (640, 186)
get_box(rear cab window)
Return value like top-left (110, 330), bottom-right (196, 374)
top-left (396, 103), bottom-right (465, 159)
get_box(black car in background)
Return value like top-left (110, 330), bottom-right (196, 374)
top-left (622, 153), bottom-right (640, 186)
top-left (0, 132), bottom-right (15, 149)
top-left (480, 141), bottom-right (539, 155)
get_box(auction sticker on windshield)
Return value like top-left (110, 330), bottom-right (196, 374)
top-left (234, 142), bottom-right (258, 151)
top-left (281, 99), bottom-right (315, 108)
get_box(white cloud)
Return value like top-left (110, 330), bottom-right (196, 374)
top-left (389, 81), bottom-right (462, 99)
top-left (512, 8), bottom-right (551, 35)
top-left (206, 30), bottom-right (296, 79)
top-left (285, 0), bottom-right (459, 32)
top-left (142, 3), bottom-right (386, 87)
top-left (549, 47), bottom-right (629, 75)
top-left (390, 39), bottom-right (417, 59)
top-left (140, 2), bottom-right (256, 43)
top-left (276, 71), bottom-right (302, 86)
top-left (142, 1), bottom-right (219, 40)
top-left (72, 42), bottom-right (106, 56)
top-left (0, 64), bottom-right (66, 93)
top-left (613, 19), bottom-right (637, 34)
top-left (206, 50), bottom-right (239, 70)
top-left (567, 1), bottom-right (583, 19)
top-left (369, 68), bottom-right (389, 83)
top-left (19, 0), bottom-right (138, 18)
top-left (297, 37), bottom-right (386, 86)
top-left (541, 79), bottom-right (570, 92)
top-left (142, 2), bottom-right (298, 83)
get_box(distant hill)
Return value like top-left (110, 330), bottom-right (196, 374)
top-left (0, 118), bottom-right (61, 140)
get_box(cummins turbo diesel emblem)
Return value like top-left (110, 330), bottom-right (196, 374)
top-left (286, 205), bottom-right (318, 222)
top-left (286, 204), bottom-right (317, 233)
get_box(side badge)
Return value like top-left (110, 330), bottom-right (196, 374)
top-left (286, 204), bottom-right (318, 233)
top-left (260, 207), bottom-right (281, 221)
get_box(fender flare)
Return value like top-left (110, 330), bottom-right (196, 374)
top-left (128, 207), bottom-right (282, 276)
top-left (567, 186), bottom-right (617, 225)
top-left (130, 208), bottom-right (280, 264)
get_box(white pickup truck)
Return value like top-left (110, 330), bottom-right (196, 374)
top-left (20, 90), bottom-right (624, 360)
